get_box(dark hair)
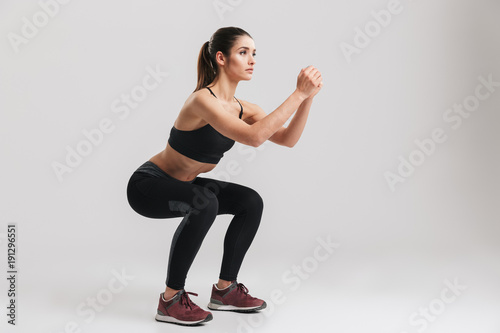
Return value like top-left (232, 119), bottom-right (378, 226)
top-left (194, 26), bottom-right (252, 92)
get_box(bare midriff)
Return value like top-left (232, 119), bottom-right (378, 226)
top-left (148, 142), bottom-right (216, 182)
top-left (148, 88), bottom-right (246, 182)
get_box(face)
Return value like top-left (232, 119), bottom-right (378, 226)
top-left (218, 35), bottom-right (256, 81)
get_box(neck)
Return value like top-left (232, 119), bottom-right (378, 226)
top-left (210, 72), bottom-right (239, 102)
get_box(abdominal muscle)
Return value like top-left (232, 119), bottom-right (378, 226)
top-left (148, 143), bottom-right (216, 182)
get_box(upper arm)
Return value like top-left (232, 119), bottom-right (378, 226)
top-left (192, 93), bottom-right (258, 147)
top-left (242, 101), bottom-right (289, 147)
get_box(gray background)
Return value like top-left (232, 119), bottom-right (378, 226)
top-left (1, 0), bottom-right (499, 332)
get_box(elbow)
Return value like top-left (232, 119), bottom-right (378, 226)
top-left (250, 136), bottom-right (264, 147)
top-left (249, 130), bottom-right (266, 147)
top-left (284, 138), bottom-right (297, 148)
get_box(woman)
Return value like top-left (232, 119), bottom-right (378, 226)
top-left (126, 26), bottom-right (322, 326)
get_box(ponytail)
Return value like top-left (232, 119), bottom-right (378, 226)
top-left (194, 41), bottom-right (217, 92)
top-left (193, 27), bottom-right (252, 92)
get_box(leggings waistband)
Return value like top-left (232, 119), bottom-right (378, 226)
top-left (134, 161), bottom-right (195, 183)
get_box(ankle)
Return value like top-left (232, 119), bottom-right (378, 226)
top-left (216, 279), bottom-right (233, 290)
top-left (163, 288), bottom-right (181, 301)
top-left (162, 293), bottom-right (175, 301)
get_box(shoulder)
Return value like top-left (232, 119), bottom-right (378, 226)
top-left (237, 99), bottom-right (266, 124)
top-left (186, 88), bottom-right (214, 107)
top-left (182, 88), bottom-right (219, 117)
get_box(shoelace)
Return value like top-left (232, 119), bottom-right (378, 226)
top-left (179, 291), bottom-right (198, 310)
top-left (236, 283), bottom-right (249, 296)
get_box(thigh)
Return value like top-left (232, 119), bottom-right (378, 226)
top-left (127, 172), bottom-right (215, 219)
top-left (192, 176), bottom-right (263, 215)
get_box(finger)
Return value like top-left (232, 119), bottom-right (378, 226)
top-left (312, 71), bottom-right (321, 81)
top-left (304, 65), bottom-right (315, 75)
top-left (307, 67), bottom-right (317, 75)
top-left (306, 71), bottom-right (318, 82)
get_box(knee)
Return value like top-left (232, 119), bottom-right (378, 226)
top-left (242, 188), bottom-right (264, 214)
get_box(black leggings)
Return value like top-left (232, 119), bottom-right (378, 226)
top-left (126, 161), bottom-right (264, 290)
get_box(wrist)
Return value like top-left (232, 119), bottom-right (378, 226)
top-left (293, 89), bottom-right (308, 102)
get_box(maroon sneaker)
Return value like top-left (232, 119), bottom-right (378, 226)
top-left (155, 290), bottom-right (213, 326)
top-left (207, 281), bottom-right (267, 312)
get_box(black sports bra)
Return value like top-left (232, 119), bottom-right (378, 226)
top-left (167, 87), bottom-right (243, 164)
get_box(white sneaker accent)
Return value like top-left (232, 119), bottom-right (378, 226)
top-left (214, 283), bottom-right (232, 291)
top-left (207, 301), bottom-right (266, 311)
top-left (155, 313), bottom-right (211, 325)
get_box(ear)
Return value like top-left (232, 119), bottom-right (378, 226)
top-left (215, 51), bottom-right (226, 67)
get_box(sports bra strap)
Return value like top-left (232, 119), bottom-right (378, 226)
top-left (206, 86), bottom-right (217, 98)
top-left (206, 86), bottom-right (243, 119)
top-left (234, 97), bottom-right (243, 119)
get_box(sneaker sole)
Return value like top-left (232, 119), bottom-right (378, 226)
top-left (155, 313), bottom-right (213, 326)
top-left (207, 301), bottom-right (267, 313)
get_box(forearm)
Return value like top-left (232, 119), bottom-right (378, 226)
top-left (282, 97), bottom-right (313, 147)
top-left (252, 90), bottom-right (306, 146)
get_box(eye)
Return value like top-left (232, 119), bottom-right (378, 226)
top-left (240, 51), bottom-right (257, 57)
